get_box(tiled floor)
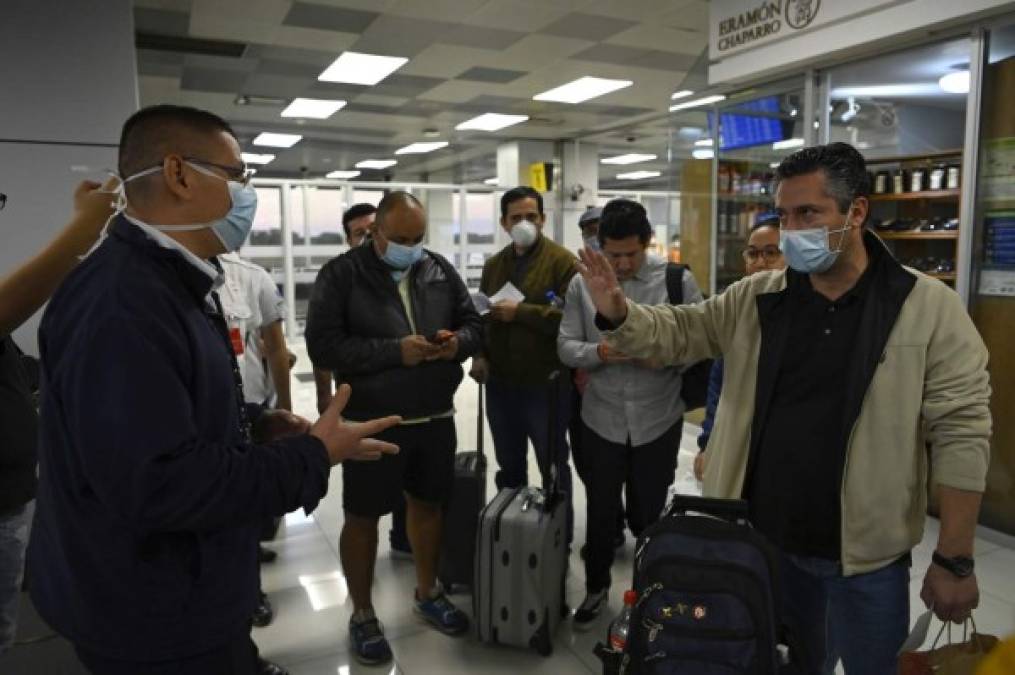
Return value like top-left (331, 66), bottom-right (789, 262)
top-left (3, 340), bottom-right (1014, 674)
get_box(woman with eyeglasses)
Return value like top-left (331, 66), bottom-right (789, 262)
top-left (694, 213), bottom-right (785, 480)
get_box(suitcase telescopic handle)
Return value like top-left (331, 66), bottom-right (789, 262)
top-left (476, 382), bottom-right (484, 458)
top-left (667, 495), bottom-right (749, 523)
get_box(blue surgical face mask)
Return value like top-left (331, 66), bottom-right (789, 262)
top-left (118, 161), bottom-right (258, 253)
top-left (380, 238), bottom-right (424, 278)
top-left (779, 216), bottom-right (851, 274)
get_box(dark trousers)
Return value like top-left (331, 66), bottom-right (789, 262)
top-left (390, 493), bottom-right (408, 549)
top-left (569, 383), bottom-right (624, 537)
top-left (75, 632), bottom-right (258, 675)
top-left (583, 420), bottom-right (681, 593)
top-left (486, 376), bottom-right (574, 540)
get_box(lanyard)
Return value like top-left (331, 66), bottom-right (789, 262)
top-left (208, 291), bottom-right (252, 443)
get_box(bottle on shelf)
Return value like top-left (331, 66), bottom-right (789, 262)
top-left (929, 164), bottom-right (946, 191)
top-left (947, 164), bottom-right (961, 190)
top-left (910, 168), bottom-right (925, 193)
top-left (608, 590), bottom-right (638, 652)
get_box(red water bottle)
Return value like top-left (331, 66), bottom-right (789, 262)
top-left (608, 590), bottom-right (638, 651)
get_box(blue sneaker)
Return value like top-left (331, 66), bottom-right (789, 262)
top-left (349, 616), bottom-right (392, 666)
top-left (414, 590), bottom-right (469, 636)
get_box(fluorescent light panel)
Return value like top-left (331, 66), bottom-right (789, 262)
top-left (281, 98), bottom-right (346, 119)
top-left (939, 71), bottom-right (970, 94)
top-left (601, 153), bottom-right (657, 165)
top-left (241, 153), bottom-right (275, 165)
top-left (483, 178), bottom-right (500, 185)
top-left (326, 170), bottom-right (361, 179)
top-left (355, 159), bottom-right (397, 169)
top-left (692, 149), bottom-right (715, 160)
top-left (671, 90), bottom-right (694, 100)
top-left (318, 51), bottom-right (408, 86)
top-left (533, 76), bottom-right (633, 104)
top-left (617, 170), bottom-right (661, 180)
top-left (395, 141), bottom-right (449, 155)
top-left (694, 139), bottom-right (714, 147)
top-left (772, 137), bottom-right (805, 150)
top-left (252, 132), bottom-right (302, 148)
top-left (455, 113), bottom-right (529, 132)
top-left (830, 84), bottom-right (942, 98)
top-left (670, 94), bottom-right (726, 112)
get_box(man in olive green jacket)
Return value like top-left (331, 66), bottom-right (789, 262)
top-left (471, 186), bottom-right (576, 535)
top-left (577, 144), bottom-right (990, 675)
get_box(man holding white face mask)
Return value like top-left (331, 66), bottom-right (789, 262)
top-left (29, 105), bottom-right (401, 675)
top-left (576, 143), bottom-right (990, 675)
top-left (472, 186), bottom-right (577, 538)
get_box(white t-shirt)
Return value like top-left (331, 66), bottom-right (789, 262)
top-left (216, 253), bottom-right (286, 405)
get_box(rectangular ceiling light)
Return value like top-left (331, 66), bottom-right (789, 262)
top-left (772, 137), bottom-right (805, 150)
top-left (533, 76), bottom-right (633, 104)
top-left (253, 132), bottom-right (302, 148)
top-left (830, 84), bottom-right (942, 98)
top-left (326, 170), bottom-right (361, 179)
top-left (355, 159), bottom-right (397, 169)
top-left (669, 94), bottom-right (726, 112)
top-left (617, 170), bottom-right (661, 180)
top-left (241, 152), bottom-right (275, 165)
top-left (281, 97), bottom-right (346, 119)
top-left (692, 149), bottom-right (715, 160)
top-left (395, 141), bottom-right (449, 155)
top-left (601, 153), bottom-right (657, 165)
top-left (483, 178), bottom-right (500, 185)
top-left (694, 139), bottom-right (714, 147)
top-left (318, 51), bottom-right (409, 86)
top-left (671, 90), bottom-right (694, 100)
top-left (456, 113), bottom-right (529, 132)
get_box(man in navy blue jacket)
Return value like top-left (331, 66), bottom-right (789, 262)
top-left (28, 105), bottom-right (400, 675)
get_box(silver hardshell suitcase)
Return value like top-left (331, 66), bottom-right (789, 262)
top-left (474, 372), bottom-right (569, 656)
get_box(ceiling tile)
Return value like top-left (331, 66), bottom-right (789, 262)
top-left (180, 66), bottom-right (250, 94)
top-left (282, 2), bottom-right (380, 33)
top-left (570, 43), bottom-right (657, 66)
top-left (438, 25), bottom-right (525, 51)
top-left (269, 26), bottom-right (358, 52)
top-left (627, 51), bottom-right (699, 72)
top-left (369, 74), bottom-right (447, 98)
top-left (182, 53), bottom-right (258, 73)
top-left (605, 22), bottom-right (707, 56)
top-left (255, 58), bottom-right (324, 78)
top-left (351, 15), bottom-right (450, 58)
top-left (417, 80), bottom-right (488, 104)
top-left (352, 93), bottom-right (410, 107)
top-left (243, 73), bottom-right (313, 99)
top-left (385, 0), bottom-right (487, 22)
top-left (134, 6), bottom-right (190, 35)
top-left (456, 67), bottom-right (526, 84)
top-left (540, 12), bottom-right (638, 42)
top-left (461, 0), bottom-right (570, 33)
top-left (397, 44), bottom-right (494, 79)
top-left (189, 0), bottom-right (291, 45)
top-left (495, 34), bottom-right (594, 70)
top-left (243, 44), bottom-right (337, 68)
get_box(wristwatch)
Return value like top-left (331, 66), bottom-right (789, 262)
top-left (932, 551), bottom-right (975, 578)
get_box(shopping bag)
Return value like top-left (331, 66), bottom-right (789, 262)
top-left (898, 610), bottom-right (999, 675)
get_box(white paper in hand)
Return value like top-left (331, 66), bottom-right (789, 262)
top-left (471, 292), bottom-right (492, 315)
top-left (489, 282), bottom-right (526, 305)
top-left (897, 608), bottom-right (935, 655)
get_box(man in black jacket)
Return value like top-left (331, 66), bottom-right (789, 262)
top-left (307, 191), bottom-right (482, 666)
top-left (29, 105), bottom-right (400, 675)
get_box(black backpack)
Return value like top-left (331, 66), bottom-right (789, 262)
top-left (621, 496), bottom-right (790, 675)
top-left (665, 263), bottom-right (713, 411)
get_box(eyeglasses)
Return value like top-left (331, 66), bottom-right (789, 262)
top-left (182, 156), bottom-right (253, 185)
top-left (741, 246), bottom-right (782, 263)
top-left (0, 193), bottom-right (6, 211)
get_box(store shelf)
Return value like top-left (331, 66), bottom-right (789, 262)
top-left (865, 149), bottom-right (963, 164)
top-left (877, 231), bottom-right (959, 240)
top-left (718, 193), bottom-right (774, 203)
top-left (870, 190), bottom-right (960, 201)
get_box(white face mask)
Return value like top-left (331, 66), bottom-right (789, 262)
top-left (510, 219), bottom-right (539, 248)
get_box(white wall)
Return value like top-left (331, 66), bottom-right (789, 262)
top-left (0, 0), bottom-right (138, 354)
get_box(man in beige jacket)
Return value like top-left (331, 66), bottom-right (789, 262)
top-left (577, 142), bottom-right (990, 675)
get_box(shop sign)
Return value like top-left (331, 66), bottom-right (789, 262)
top-left (710, 0), bottom-right (889, 59)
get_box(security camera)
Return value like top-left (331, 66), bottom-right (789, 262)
top-left (569, 183), bottom-right (585, 201)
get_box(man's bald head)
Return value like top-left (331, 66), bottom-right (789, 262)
top-left (373, 191), bottom-right (427, 247)
top-left (118, 104), bottom-right (237, 202)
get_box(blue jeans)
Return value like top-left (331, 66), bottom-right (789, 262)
top-left (780, 552), bottom-right (910, 675)
top-left (486, 376), bottom-right (573, 540)
top-left (0, 500), bottom-right (34, 655)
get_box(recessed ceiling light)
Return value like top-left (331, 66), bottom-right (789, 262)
top-left (692, 149), bottom-right (715, 160)
top-left (395, 141), bottom-right (449, 155)
top-left (601, 153), bottom-right (657, 165)
top-left (355, 159), bottom-right (397, 169)
top-left (326, 170), bottom-right (361, 179)
top-left (769, 162), bottom-right (781, 169)
top-left (617, 170), bottom-right (661, 180)
top-left (694, 139), bottom-right (714, 147)
top-left (671, 90), bottom-right (694, 100)
top-left (281, 98), bottom-right (347, 119)
top-left (772, 138), bottom-right (805, 150)
top-left (318, 51), bottom-right (409, 86)
top-left (253, 132), bottom-right (302, 148)
top-left (830, 84), bottom-right (942, 98)
top-left (670, 94), bottom-right (726, 112)
top-left (456, 113), bottom-right (529, 132)
top-left (241, 153), bottom-right (276, 165)
top-left (533, 76), bottom-right (633, 104)
top-left (483, 178), bottom-right (500, 185)
top-left (939, 71), bottom-right (970, 94)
